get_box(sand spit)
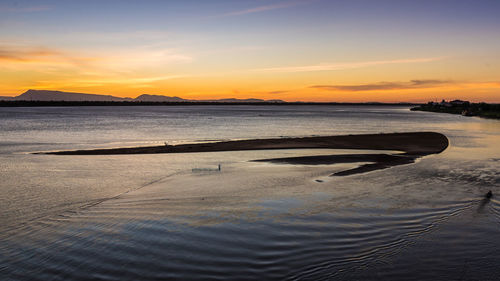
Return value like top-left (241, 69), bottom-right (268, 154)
top-left (39, 132), bottom-right (448, 176)
top-left (254, 153), bottom-right (418, 176)
top-left (41, 132), bottom-right (448, 155)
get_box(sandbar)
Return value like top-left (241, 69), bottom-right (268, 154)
top-left (39, 132), bottom-right (448, 176)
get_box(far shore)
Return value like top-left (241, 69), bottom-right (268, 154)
top-left (0, 100), bottom-right (420, 107)
top-left (39, 132), bottom-right (449, 176)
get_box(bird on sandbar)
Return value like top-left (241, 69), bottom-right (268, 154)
top-left (486, 190), bottom-right (493, 199)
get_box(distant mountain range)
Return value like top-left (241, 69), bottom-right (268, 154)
top-left (0, 90), bottom-right (284, 103)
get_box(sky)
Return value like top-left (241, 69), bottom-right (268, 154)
top-left (0, 0), bottom-right (499, 102)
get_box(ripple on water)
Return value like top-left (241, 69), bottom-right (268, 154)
top-left (2, 196), bottom-right (497, 280)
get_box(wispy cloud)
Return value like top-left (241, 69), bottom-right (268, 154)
top-left (267, 90), bottom-right (290, 94)
top-left (310, 80), bottom-right (453, 92)
top-left (0, 5), bottom-right (51, 13)
top-left (76, 75), bottom-right (189, 85)
top-left (0, 45), bottom-right (193, 71)
top-left (0, 45), bottom-right (102, 68)
top-left (61, 30), bottom-right (172, 44)
top-left (0, 46), bottom-right (60, 62)
top-left (0, 44), bottom-right (194, 91)
top-left (253, 57), bottom-right (444, 73)
top-left (223, 0), bottom-right (310, 17)
top-left (30, 74), bottom-right (190, 91)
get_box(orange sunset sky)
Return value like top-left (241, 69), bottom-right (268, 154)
top-left (1, 0), bottom-right (499, 102)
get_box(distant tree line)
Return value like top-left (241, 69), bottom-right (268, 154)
top-left (0, 100), bottom-right (420, 107)
top-left (411, 100), bottom-right (500, 119)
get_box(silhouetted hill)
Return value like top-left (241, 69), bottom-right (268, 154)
top-left (15, 90), bottom-right (130, 102)
top-left (6, 90), bottom-right (285, 103)
top-left (135, 94), bottom-right (186, 102)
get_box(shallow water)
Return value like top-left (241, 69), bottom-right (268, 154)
top-left (1, 105), bottom-right (499, 280)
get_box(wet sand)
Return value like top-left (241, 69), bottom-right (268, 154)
top-left (253, 153), bottom-right (417, 176)
top-left (40, 132), bottom-right (448, 176)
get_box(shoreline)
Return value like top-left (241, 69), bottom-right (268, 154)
top-left (411, 102), bottom-right (500, 120)
top-left (0, 100), bottom-right (419, 107)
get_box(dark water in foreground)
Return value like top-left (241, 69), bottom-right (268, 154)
top-left (1, 105), bottom-right (499, 280)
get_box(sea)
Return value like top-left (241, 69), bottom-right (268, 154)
top-left (1, 105), bottom-right (499, 280)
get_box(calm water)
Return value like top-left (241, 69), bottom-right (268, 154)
top-left (1, 105), bottom-right (499, 280)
